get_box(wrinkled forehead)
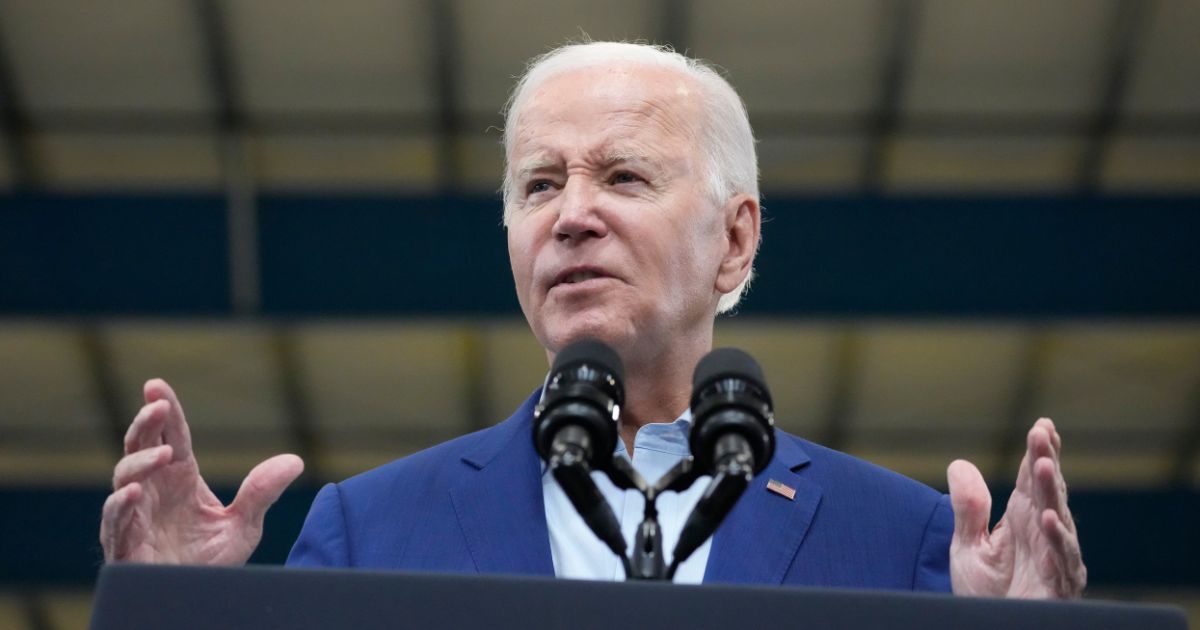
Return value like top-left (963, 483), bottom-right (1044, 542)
top-left (509, 65), bottom-right (706, 157)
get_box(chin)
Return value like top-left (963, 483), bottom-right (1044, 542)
top-left (542, 314), bottom-right (635, 356)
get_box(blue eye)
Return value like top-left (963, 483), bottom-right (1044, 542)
top-left (528, 180), bottom-right (553, 195)
top-left (611, 172), bottom-right (640, 185)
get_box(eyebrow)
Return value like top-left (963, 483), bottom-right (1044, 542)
top-left (603, 150), bottom-right (654, 166)
top-left (514, 156), bottom-right (558, 181)
top-left (601, 150), bottom-right (666, 178)
top-left (513, 148), bottom-right (666, 182)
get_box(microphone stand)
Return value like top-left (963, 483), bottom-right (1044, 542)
top-left (597, 456), bottom-right (710, 581)
top-left (555, 443), bottom-right (759, 581)
top-left (547, 446), bottom-right (636, 579)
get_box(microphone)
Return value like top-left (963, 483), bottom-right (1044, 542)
top-left (670, 348), bottom-right (776, 576)
top-left (532, 338), bottom-right (629, 572)
top-left (688, 347), bottom-right (775, 477)
top-left (533, 338), bottom-right (623, 468)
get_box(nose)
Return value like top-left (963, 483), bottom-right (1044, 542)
top-left (553, 176), bottom-right (609, 242)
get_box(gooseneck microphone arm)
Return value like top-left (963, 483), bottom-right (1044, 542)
top-left (603, 457), bottom-right (663, 579)
top-left (667, 348), bottom-right (777, 580)
top-left (545, 425), bottom-right (634, 578)
top-left (666, 435), bottom-right (755, 579)
top-left (533, 339), bottom-right (634, 578)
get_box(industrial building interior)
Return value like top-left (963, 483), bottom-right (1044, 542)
top-left (0, 0), bottom-right (1198, 627)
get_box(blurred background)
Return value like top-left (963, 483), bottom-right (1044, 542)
top-left (1, 0), bottom-right (1198, 627)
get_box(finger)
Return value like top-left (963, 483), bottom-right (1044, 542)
top-left (143, 379), bottom-right (194, 459)
top-left (1040, 508), bottom-right (1087, 597)
top-left (947, 459), bottom-right (992, 545)
top-left (1030, 421), bottom-right (1070, 501)
top-left (230, 454), bottom-right (305, 526)
top-left (1039, 418), bottom-right (1076, 530)
top-left (1036, 417), bottom-right (1062, 455)
top-left (1016, 420), bottom-right (1056, 496)
top-left (100, 482), bottom-right (144, 562)
top-left (124, 399), bottom-right (169, 455)
top-left (112, 445), bottom-right (173, 491)
top-left (1033, 455), bottom-right (1059, 515)
top-left (1034, 452), bottom-right (1078, 536)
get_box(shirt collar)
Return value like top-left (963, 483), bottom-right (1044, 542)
top-left (538, 407), bottom-right (692, 476)
top-left (613, 408), bottom-right (692, 458)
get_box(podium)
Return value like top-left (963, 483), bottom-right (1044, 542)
top-left (90, 564), bottom-right (1188, 630)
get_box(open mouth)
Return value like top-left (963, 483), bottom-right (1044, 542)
top-left (559, 270), bottom-right (602, 285)
top-left (550, 266), bottom-right (614, 291)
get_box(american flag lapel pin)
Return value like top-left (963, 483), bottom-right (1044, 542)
top-left (766, 479), bottom-right (796, 501)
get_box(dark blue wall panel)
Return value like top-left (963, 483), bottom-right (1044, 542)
top-left (0, 194), bottom-right (230, 314)
top-left (257, 194), bottom-right (519, 315)
top-left (3, 193), bottom-right (1197, 317)
top-left (753, 195), bottom-right (1200, 317)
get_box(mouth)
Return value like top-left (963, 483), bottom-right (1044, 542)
top-left (551, 266), bottom-right (614, 289)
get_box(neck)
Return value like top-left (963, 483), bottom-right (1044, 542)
top-left (614, 329), bottom-right (713, 457)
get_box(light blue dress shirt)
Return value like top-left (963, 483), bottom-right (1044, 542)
top-left (542, 411), bottom-right (713, 583)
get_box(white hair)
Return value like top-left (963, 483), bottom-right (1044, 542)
top-left (501, 41), bottom-right (760, 314)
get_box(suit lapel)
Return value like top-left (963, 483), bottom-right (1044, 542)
top-left (703, 433), bottom-right (822, 584)
top-left (449, 392), bottom-right (555, 577)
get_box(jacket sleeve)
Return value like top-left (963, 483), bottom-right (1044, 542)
top-left (912, 493), bottom-right (953, 592)
top-left (286, 482), bottom-right (352, 567)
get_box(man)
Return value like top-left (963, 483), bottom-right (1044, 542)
top-left (100, 41), bottom-right (1085, 597)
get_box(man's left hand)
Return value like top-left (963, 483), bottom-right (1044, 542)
top-left (947, 418), bottom-right (1087, 598)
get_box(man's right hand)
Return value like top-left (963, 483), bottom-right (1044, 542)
top-left (100, 378), bottom-right (305, 565)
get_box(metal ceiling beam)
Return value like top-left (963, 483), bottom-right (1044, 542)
top-left (861, 0), bottom-right (920, 193)
top-left (0, 16), bottom-right (40, 189)
top-left (19, 592), bottom-right (51, 630)
top-left (15, 109), bottom-right (1200, 138)
top-left (992, 329), bottom-right (1050, 481)
top-left (1169, 366), bottom-right (1200, 487)
top-left (820, 327), bottom-right (863, 452)
top-left (195, 0), bottom-right (260, 316)
top-left (1078, 0), bottom-right (1151, 193)
top-left (270, 328), bottom-right (321, 483)
top-left (79, 325), bottom-right (131, 459)
top-left (460, 327), bottom-right (492, 432)
top-left (429, 0), bottom-right (463, 192)
top-left (195, 0), bottom-right (241, 137)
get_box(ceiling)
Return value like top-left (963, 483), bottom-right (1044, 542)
top-left (0, 0), bottom-right (1195, 193)
top-left (0, 0), bottom-right (1196, 492)
top-left (0, 0), bottom-right (1197, 488)
top-left (1, 318), bottom-right (1196, 489)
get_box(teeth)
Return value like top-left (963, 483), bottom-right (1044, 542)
top-left (564, 271), bottom-right (599, 284)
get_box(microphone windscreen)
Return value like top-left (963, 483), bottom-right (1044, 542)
top-left (552, 338), bottom-right (625, 383)
top-left (692, 347), bottom-right (766, 392)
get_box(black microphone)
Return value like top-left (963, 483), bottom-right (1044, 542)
top-left (533, 338), bottom-right (623, 468)
top-left (670, 348), bottom-right (776, 576)
top-left (532, 338), bottom-right (630, 573)
top-left (688, 347), bottom-right (775, 477)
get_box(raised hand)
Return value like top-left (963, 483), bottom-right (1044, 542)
top-left (100, 379), bottom-right (304, 565)
top-left (947, 418), bottom-right (1087, 598)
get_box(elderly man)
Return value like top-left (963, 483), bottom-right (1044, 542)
top-left (100, 41), bottom-right (1085, 597)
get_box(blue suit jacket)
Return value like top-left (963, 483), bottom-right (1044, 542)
top-left (287, 392), bottom-right (953, 591)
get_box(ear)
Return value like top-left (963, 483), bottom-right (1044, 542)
top-left (714, 194), bottom-right (760, 295)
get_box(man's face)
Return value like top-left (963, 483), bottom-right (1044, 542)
top-left (506, 65), bottom-right (729, 362)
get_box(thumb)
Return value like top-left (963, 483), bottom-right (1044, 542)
top-left (231, 454), bottom-right (305, 526)
top-left (947, 459), bottom-right (991, 545)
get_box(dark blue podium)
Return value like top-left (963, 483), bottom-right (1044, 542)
top-left (90, 564), bottom-right (1188, 630)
